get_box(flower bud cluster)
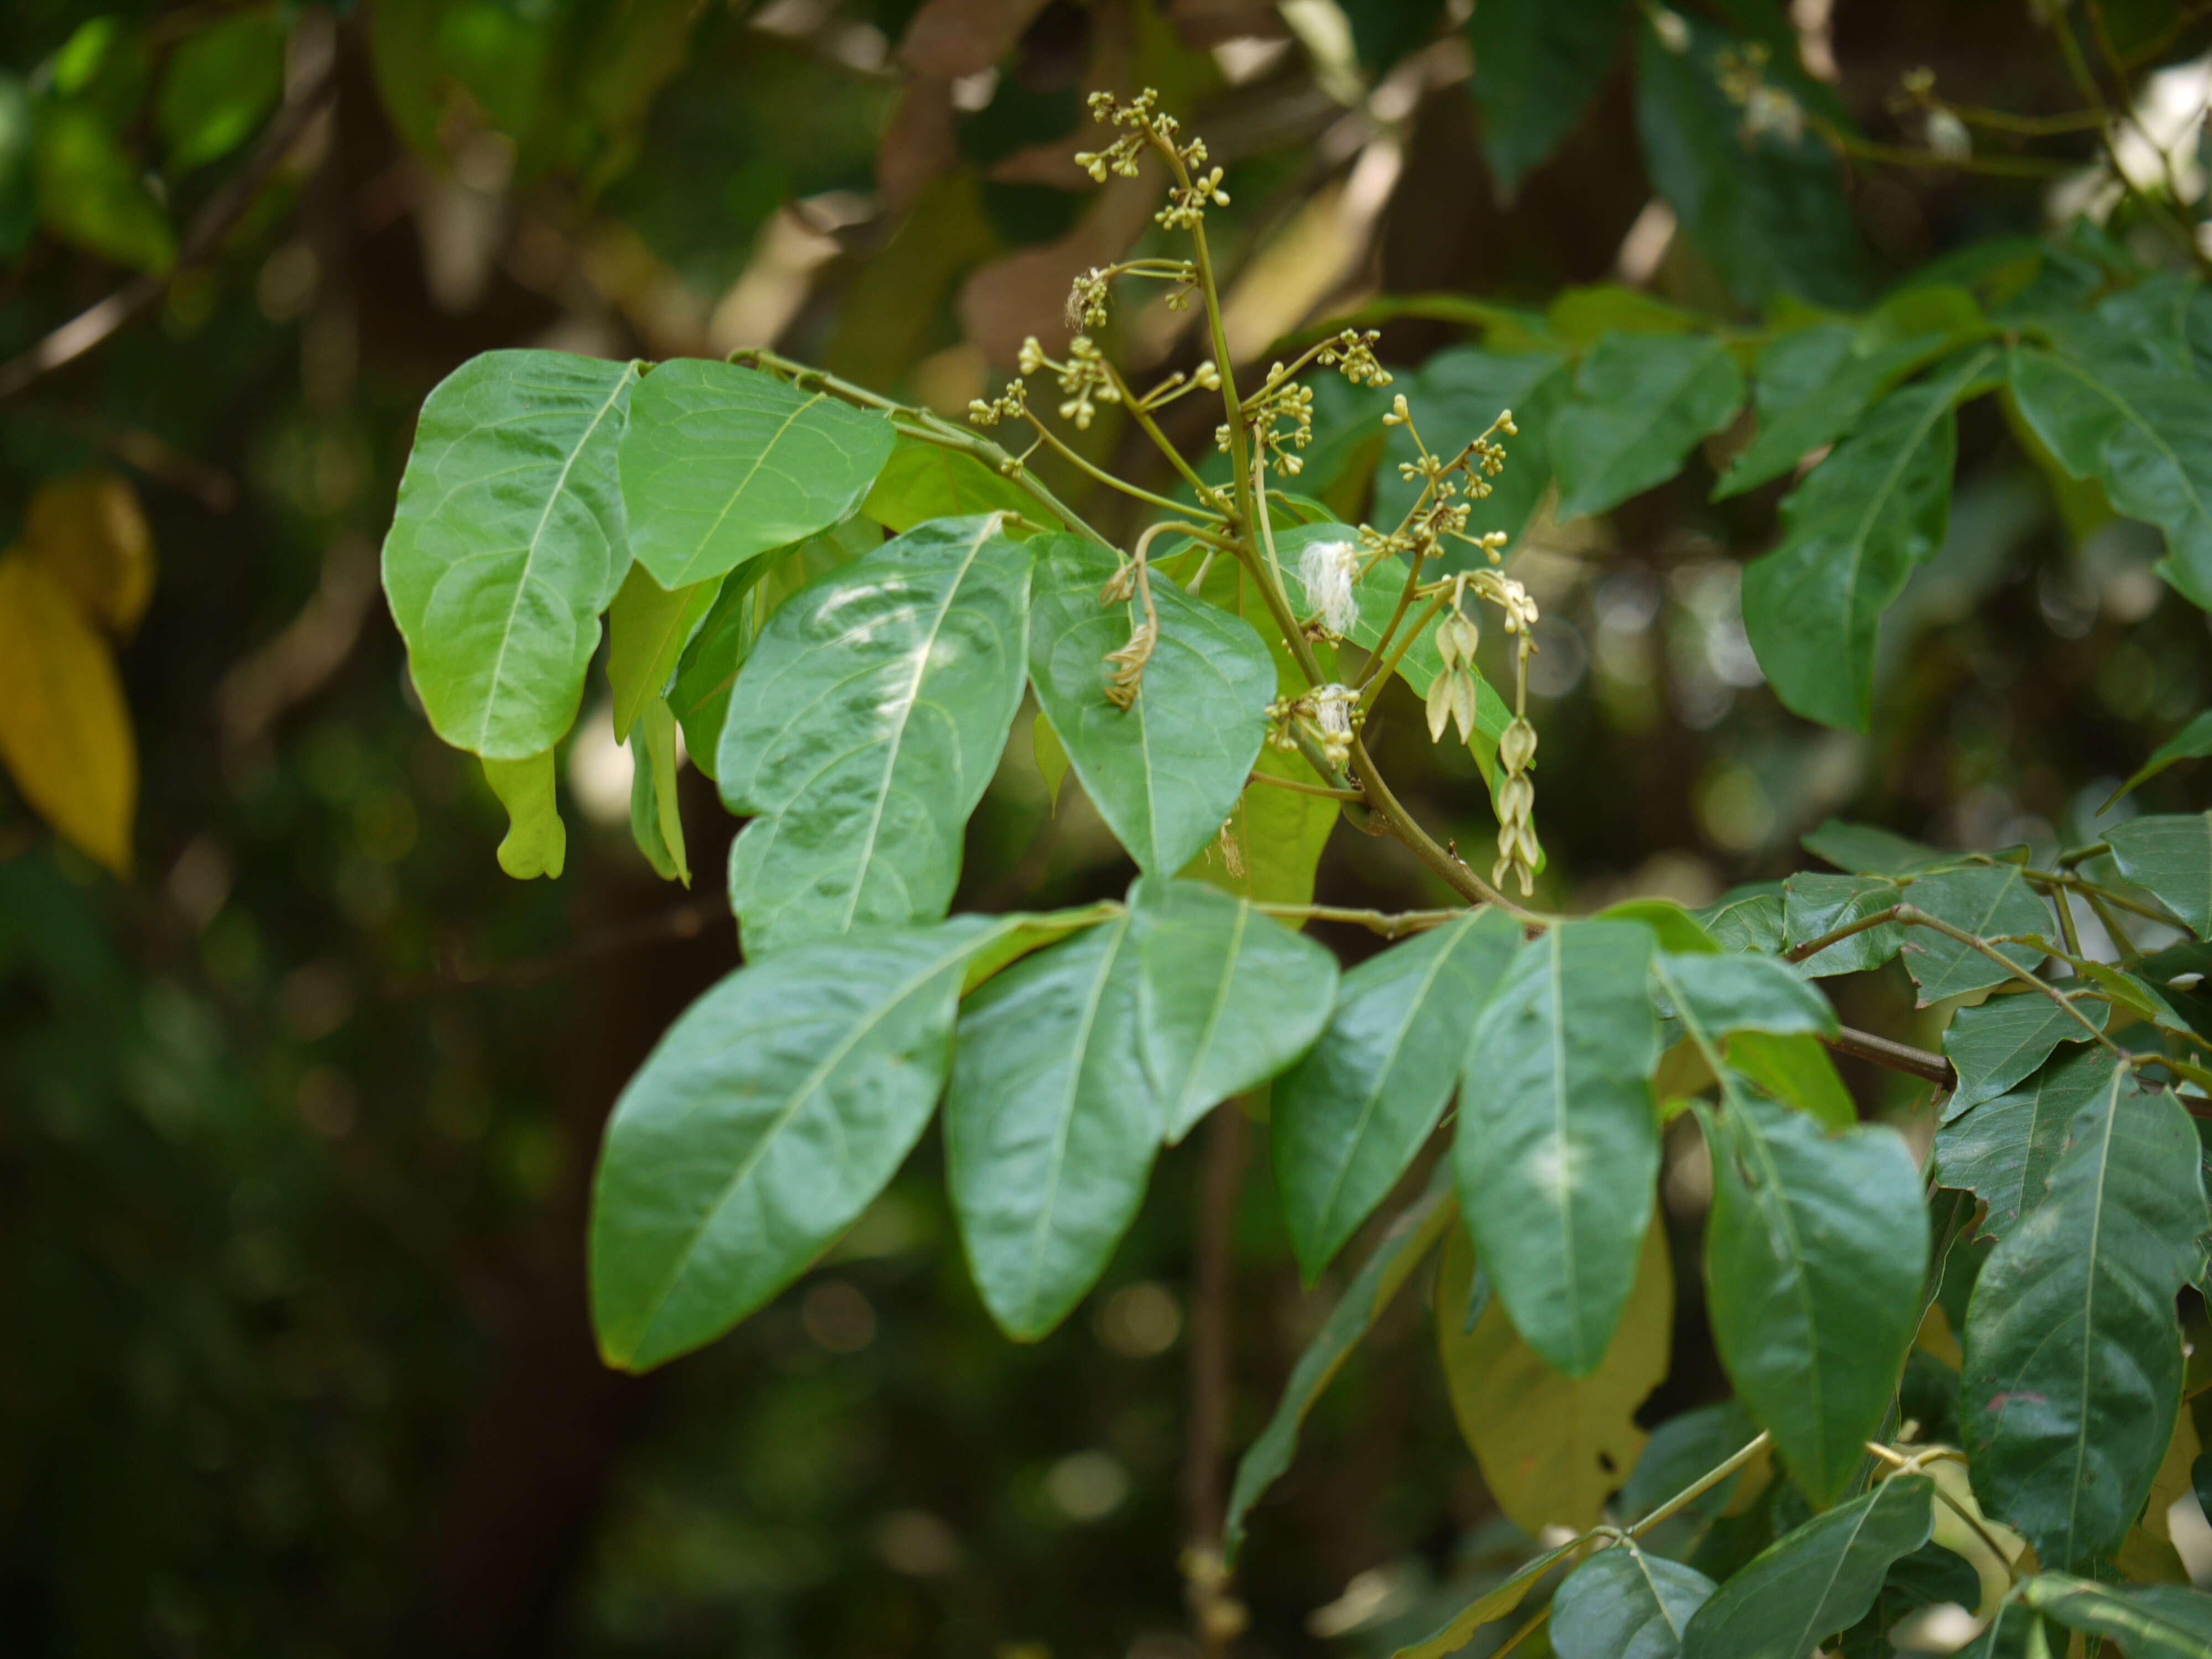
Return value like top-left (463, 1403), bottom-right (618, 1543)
top-left (966, 378), bottom-right (1028, 427)
top-left (1315, 328), bottom-right (1392, 389)
top-left (1222, 374), bottom-right (1314, 474)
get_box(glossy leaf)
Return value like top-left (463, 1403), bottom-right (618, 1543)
top-left (1551, 1544), bottom-right (1716, 1659)
top-left (1783, 873), bottom-right (1902, 977)
top-left (1223, 1172), bottom-right (1453, 1563)
top-left (943, 912), bottom-right (1159, 1340)
top-left (1652, 950), bottom-right (1836, 1040)
top-left (1456, 919), bottom-right (1662, 1376)
top-left (1941, 989), bottom-right (2111, 1120)
top-left (1027, 535), bottom-right (1275, 877)
top-left (1466, 0), bottom-right (1626, 194)
top-left (619, 359), bottom-right (895, 590)
top-left (607, 561), bottom-right (717, 739)
top-left (383, 350), bottom-right (637, 759)
top-left (1961, 1067), bottom-right (2209, 1570)
top-left (589, 917), bottom-right (999, 1371)
top-left (2021, 1574), bottom-right (2212, 1656)
top-left (1897, 863), bottom-right (2051, 1005)
top-left (1936, 1048), bottom-right (2127, 1244)
top-left (1550, 333), bottom-right (1746, 519)
top-left (0, 550), bottom-right (135, 876)
top-left (1275, 911), bottom-right (1522, 1281)
top-left (2008, 347), bottom-right (2212, 612)
top-left (719, 516), bottom-right (1030, 956)
top-left (1679, 1476), bottom-right (1936, 1659)
top-left (1438, 1217), bottom-right (1671, 1535)
top-left (482, 750), bottom-right (565, 880)
top-left (1128, 878), bottom-right (1338, 1145)
top-left (1702, 1097), bottom-right (1928, 1505)
top-left (862, 436), bottom-right (1052, 533)
top-left (1372, 348), bottom-right (1571, 539)
top-left (2106, 813), bottom-right (2212, 940)
top-left (1741, 353), bottom-right (1987, 731)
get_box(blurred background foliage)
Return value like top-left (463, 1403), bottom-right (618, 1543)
top-left (1, 0), bottom-right (2209, 1654)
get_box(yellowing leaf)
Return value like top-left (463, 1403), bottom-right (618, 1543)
top-left (25, 470), bottom-right (155, 635)
top-left (1437, 1213), bottom-right (1672, 1535)
top-left (0, 551), bottom-right (136, 874)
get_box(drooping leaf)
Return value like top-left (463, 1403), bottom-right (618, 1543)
top-left (1551, 1544), bottom-right (1716, 1659)
top-left (1961, 1068), bottom-right (2210, 1571)
top-left (1940, 989), bottom-right (2111, 1121)
top-left (607, 560), bottom-right (718, 740)
top-left (1740, 352), bottom-right (1989, 731)
top-left (2020, 1574), bottom-right (2212, 1657)
top-left (2107, 709), bottom-right (2212, 807)
top-left (1801, 818), bottom-right (1948, 877)
top-left (1128, 877), bottom-right (1338, 1145)
top-left (719, 515), bottom-right (1030, 956)
top-left (2105, 813), bottom-right (2212, 940)
top-left (1896, 863), bottom-right (2051, 1005)
top-left (627, 698), bottom-right (690, 886)
top-left (1456, 919), bottom-right (1662, 1376)
top-left (0, 550), bottom-right (136, 876)
top-left (1678, 1476), bottom-right (1936, 1659)
top-left (481, 750), bottom-right (565, 880)
top-left (862, 435), bottom-right (1055, 533)
top-left (943, 910), bottom-right (1167, 1340)
top-left (1275, 910), bottom-right (1523, 1281)
top-left (1725, 1033), bottom-right (1854, 1130)
top-left (1652, 949), bottom-right (1836, 1040)
top-left (1550, 333), bottom-right (1746, 520)
top-left (1026, 535), bottom-right (1275, 877)
top-left (156, 10), bottom-right (284, 172)
top-left (589, 916), bottom-right (1002, 1371)
top-left (619, 359), bottom-right (895, 589)
top-left (1783, 873), bottom-right (1902, 977)
top-left (1702, 1097), bottom-right (1928, 1505)
top-left (382, 350), bottom-right (638, 759)
top-left (1438, 1216), bottom-right (1671, 1536)
top-left (2007, 347), bottom-right (2212, 612)
top-left (1372, 348), bottom-right (1572, 541)
top-left (1393, 1536), bottom-right (1584, 1659)
top-left (1934, 1048), bottom-right (2128, 1244)
top-left (23, 470), bottom-right (155, 637)
top-left (1223, 1171), bottom-right (1453, 1564)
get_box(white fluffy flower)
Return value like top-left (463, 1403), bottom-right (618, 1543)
top-left (1297, 537), bottom-right (1359, 637)
top-left (1313, 684), bottom-right (1357, 736)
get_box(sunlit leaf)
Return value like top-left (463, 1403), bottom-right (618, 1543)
top-left (156, 11), bottom-right (284, 171)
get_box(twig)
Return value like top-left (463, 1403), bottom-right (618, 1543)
top-left (1246, 770), bottom-right (1365, 801)
top-left (1257, 902), bottom-right (1462, 938)
top-left (0, 62), bottom-right (338, 400)
top-left (1823, 1025), bottom-right (1955, 1090)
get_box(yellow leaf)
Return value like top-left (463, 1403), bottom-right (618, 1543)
top-left (25, 471), bottom-right (155, 637)
top-left (1437, 1214), bottom-right (1672, 1535)
top-left (481, 750), bottom-right (566, 880)
top-left (0, 551), bottom-right (137, 875)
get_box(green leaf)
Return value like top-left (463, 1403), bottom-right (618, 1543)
top-left (1632, 9), bottom-right (1861, 310)
top-left (1603, 898), bottom-right (1721, 954)
top-left (1724, 1032), bottom-right (1854, 1130)
top-left (1716, 326), bottom-right (1962, 500)
top-left (1835, 1542), bottom-right (1983, 1659)
top-left (2106, 813), bottom-right (2212, 939)
top-left (1549, 283), bottom-right (1700, 343)
top-left (944, 912), bottom-right (1155, 1340)
top-left (627, 698), bottom-right (688, 885)
top-left (1373, 348), bottom-right (1572, 543)
top-left (2106, 709), bottom-right (2212, 808)
top-left (1697, 883), bottom-right (1788, 954)
top-left (1678, 1476), bottom-right (1936, 1659)
top-left (619, 359), bottom-right (895, 589)
top-left (1961, 1067), bottom-right (2209, 1570)
top-left (1896, 863), bottom-right (2051, 1005)
top-left (1801, 818), bottom-right (1949, 876)
top-left (1940, 989), bottom-right (2112, 1121)
top-left (862, 436), bottom-right (1053, 533)
top-left (719, 516), bottom-right (1030, 957)
top-left (1552, 1544), bottom-right (1716, 1659)
top-left (1128, 877), bottom-right (1338, 1145)
top-left (1456, 919), bottom-right (1662, 1376)
top-left (607, 560), bottom-right (717, 740)
top-left (1224, 1171), bottom-right (1453, 1564)
top-left (1740, 352), bottom-right (1989, 731)
top-left (383, 351), bottom-right (638, 759)
top-left (1702, 1097), bottom-right (1928, 1505)
top-left (2021, 1573), bottom-right (2212, 1656)
top-left (1027, 535), bottom-right (1275, 877)
top-left (669, 519), bottom-right (877, 779)
top-left (1653, 950), bottom-right (1837, 1040)
top-left (1465, 0), bottom-right (1628, 195)
top-left (2007, 347), bottom-right (2212, 612)
top-left (589, 916), bottom-right (1000, 1370)
top-left (33, 102), bottom-right (175, 270)
top-left (1274, 910), bottom-right (1523, 1280)
top-left (1032, 708), bottom-right (1071, 811)
top-left (1936, 1048), bottom-right (2126, 1244)
top-left (481, 750), bottom-right (565, 879)
top-left (1783, 873), bottom-right (1902, 977)
top-left (1550, 334), bottom-right (1746, 519)
top-left (156, 11), bottom-right (284, 172)
top-left (1393, 1536), bottom-right (1583, 1659)
top-left (1438, 1217), bottom-right (1673, 1535)
top-left (1191, 739), bottom-right (1338, 908)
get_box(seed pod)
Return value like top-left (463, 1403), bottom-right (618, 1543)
top-left (1451, 670), bottom-right (1478, 743)
top-left (1499, 718), bottom-right (1537, 774)
top-left (1498, 774), bottom-right (1534, 823)
top-left (1426, 672), bottom-right (1454, 743)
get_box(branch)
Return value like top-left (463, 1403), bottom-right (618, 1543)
top-left (1822, 1025), bottom-right (1955, 1090)
top-left (0, 62), bottom-right (338, 401)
